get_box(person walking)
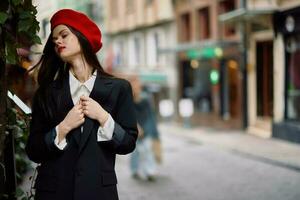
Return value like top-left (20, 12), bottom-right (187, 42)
top-left (25, 9), bottom-right (138, 200)
top-left (129, 76), bottom-right (160, 181)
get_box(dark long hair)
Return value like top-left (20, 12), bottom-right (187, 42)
top-left (30, 26), bottom-right (113, 119)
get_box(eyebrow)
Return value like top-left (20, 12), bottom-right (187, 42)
top-left (52, 29), bottom-right (68, 39)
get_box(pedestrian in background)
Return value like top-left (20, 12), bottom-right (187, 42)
top-left (129, 76), bottom-right (161, 181)
top-left (26, 9), bottom-right (137, 200)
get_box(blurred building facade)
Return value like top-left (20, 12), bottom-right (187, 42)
top-left (272, 1), bottom-right (300, 143)
top-left (104, 0), bottom-right (300, 144)
top-left (220, 0), bottom-right (276, 137)
top-left (220, 0), bottom-right (300, 143)
top-left (171, 0), bottom-right (243, 129)
top-left (25, 0), bottom-right (300, 144)
top-left (104, 0), bottom-right (177, 111)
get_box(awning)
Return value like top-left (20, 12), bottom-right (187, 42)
top-left (219, 8), bottom-right (276, 23)
top-left (139, 72), bottom-right (167, 85)
top-left (158, 40), bottom-right (241, 54)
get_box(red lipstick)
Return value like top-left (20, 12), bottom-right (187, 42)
top-left (57, 46), bottom-right (65, 53)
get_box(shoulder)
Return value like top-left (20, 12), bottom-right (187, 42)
top-left (103, 76), bottom-right (132, 91)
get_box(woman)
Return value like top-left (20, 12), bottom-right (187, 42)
top-left (129, 76), bottom-right (160, 181)
top-left (26, 9), bottom-right (138, 200)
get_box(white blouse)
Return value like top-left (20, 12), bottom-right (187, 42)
top-left (54, 70), bottom-right (115, 150)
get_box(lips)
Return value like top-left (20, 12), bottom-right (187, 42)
top-left (57, 46), bottom-right (66, 53)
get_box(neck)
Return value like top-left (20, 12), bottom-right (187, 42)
top-left (69, 57), bottom-right (93, 83)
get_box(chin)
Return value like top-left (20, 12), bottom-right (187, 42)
top-left (59, 53), bottom-right (72, 61)
top-left (59, 55), bottom-right (68, 62)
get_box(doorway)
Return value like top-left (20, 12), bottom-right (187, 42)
top-left (228, 60), bottom-right (241, 118)
top-left (256, 41), bottom-right (273, 118)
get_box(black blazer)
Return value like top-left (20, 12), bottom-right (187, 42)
top-left (26, 73), bottom-right (138, 200)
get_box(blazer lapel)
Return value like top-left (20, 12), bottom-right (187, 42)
top-left (78, 75), bottom-right (113, 153)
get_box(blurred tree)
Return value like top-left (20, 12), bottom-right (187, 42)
top-left (0, 0), bottom-right (40, 198)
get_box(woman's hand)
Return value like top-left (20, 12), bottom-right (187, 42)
top-left (137, 124), bottom-right (144, 139)
top-left (80, 95), bottom-right (109, 126)
top-left (58, 101), bottom-right (85, 141)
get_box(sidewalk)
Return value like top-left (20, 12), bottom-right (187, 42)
top-left (159, 122), bottom-right (300, 171)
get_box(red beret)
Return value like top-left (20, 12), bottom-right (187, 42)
top-left (50, 9), bottom-right (102, 53)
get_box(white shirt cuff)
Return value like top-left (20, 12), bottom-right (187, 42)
top-left (97, 114), bottom-right (115, 141)
top-left (54, 126), bottom-right (67, 150)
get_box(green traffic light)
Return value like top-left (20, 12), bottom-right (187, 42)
top-left (210, 69), bottom-right (219, 84)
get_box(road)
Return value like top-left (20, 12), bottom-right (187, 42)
top-left (116, 124), bottom-right (300, 200)
top-left (20, 123), bottom-right (300, 200)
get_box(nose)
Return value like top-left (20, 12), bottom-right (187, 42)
top-left (54, 37), bottom-right (62, 46)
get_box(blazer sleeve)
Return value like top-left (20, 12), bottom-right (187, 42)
top-left (26, 96), bottom-right (63, 163)
top-left (99, 80), bottom-right (138, 155)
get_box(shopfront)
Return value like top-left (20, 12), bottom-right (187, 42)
top-left (273, 6), bottom-right (300, 143)
top-left (174, 42), bottom-right (243, 129)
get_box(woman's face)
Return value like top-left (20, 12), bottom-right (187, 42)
top-left (52, 25), bottom-right (81, 61)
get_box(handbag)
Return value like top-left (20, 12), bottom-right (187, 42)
top-left (152, 139), bottom-right (162, 164)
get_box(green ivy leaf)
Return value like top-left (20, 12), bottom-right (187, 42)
top-left (31, 34), bottom-right (41, 44)
top-left (12, 0), bottom-right (22, 6)
top-left (15, 187), bottom-right (25, 197)
top-left (5, 39), bottom-right (18, 65)
top-left (18, 19), bottom-right (32, 32)
top-left (28, 5), bottom-right (38, 15)
top-left (0, 12), bottom-right (8, 25)
top-left (19, 11), bottom-right (33, 19)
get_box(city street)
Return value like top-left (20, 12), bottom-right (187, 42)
top-left (20, 122), bottom-right (300, 200)
top-left (3, 1), bottom-right (300, 200)
top-left (115, 123), bottom-right (300, 200)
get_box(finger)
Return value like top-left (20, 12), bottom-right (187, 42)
top-left (80, 95), bottom-right (89, 101)
top-left (81, 101), bottom-right (88, 106)
top-left (75, 101), bottom-right (81, 108)
top-left (79, 107), bottom-right (84, 113)
top-left (77, 105), bottom-right (83, 111)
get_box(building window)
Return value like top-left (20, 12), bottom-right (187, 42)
top-left (126, 0), bottom-right (135, 14)
top-left (133, 36), bottom-right (141, 65)
top-left (286, 36), bottom-right (300, 120)
top-left (115, 40), bottom-right (125, 67)
top-left (180, 13), bottom-right (191, 42)
top-left (41, 19), bottom-right (49, 39)
top-left (111, 0), bottom-right (118, 18)
top-left (219, 0), bottom-right (236, 37)
top-left (87, 2), bottom-right (95, 20)
top-left (154, 32), bottom-right (160, 64)
top-left (145, 0), bottom-right (153, 6)
top-left (197, 7), bottom-right (211, 40)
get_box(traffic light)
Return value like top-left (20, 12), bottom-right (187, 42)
top-left (210, 69), bottom-right (219, 85)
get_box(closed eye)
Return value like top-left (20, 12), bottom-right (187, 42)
top-left (52, 29), bottom-right (69, 42)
